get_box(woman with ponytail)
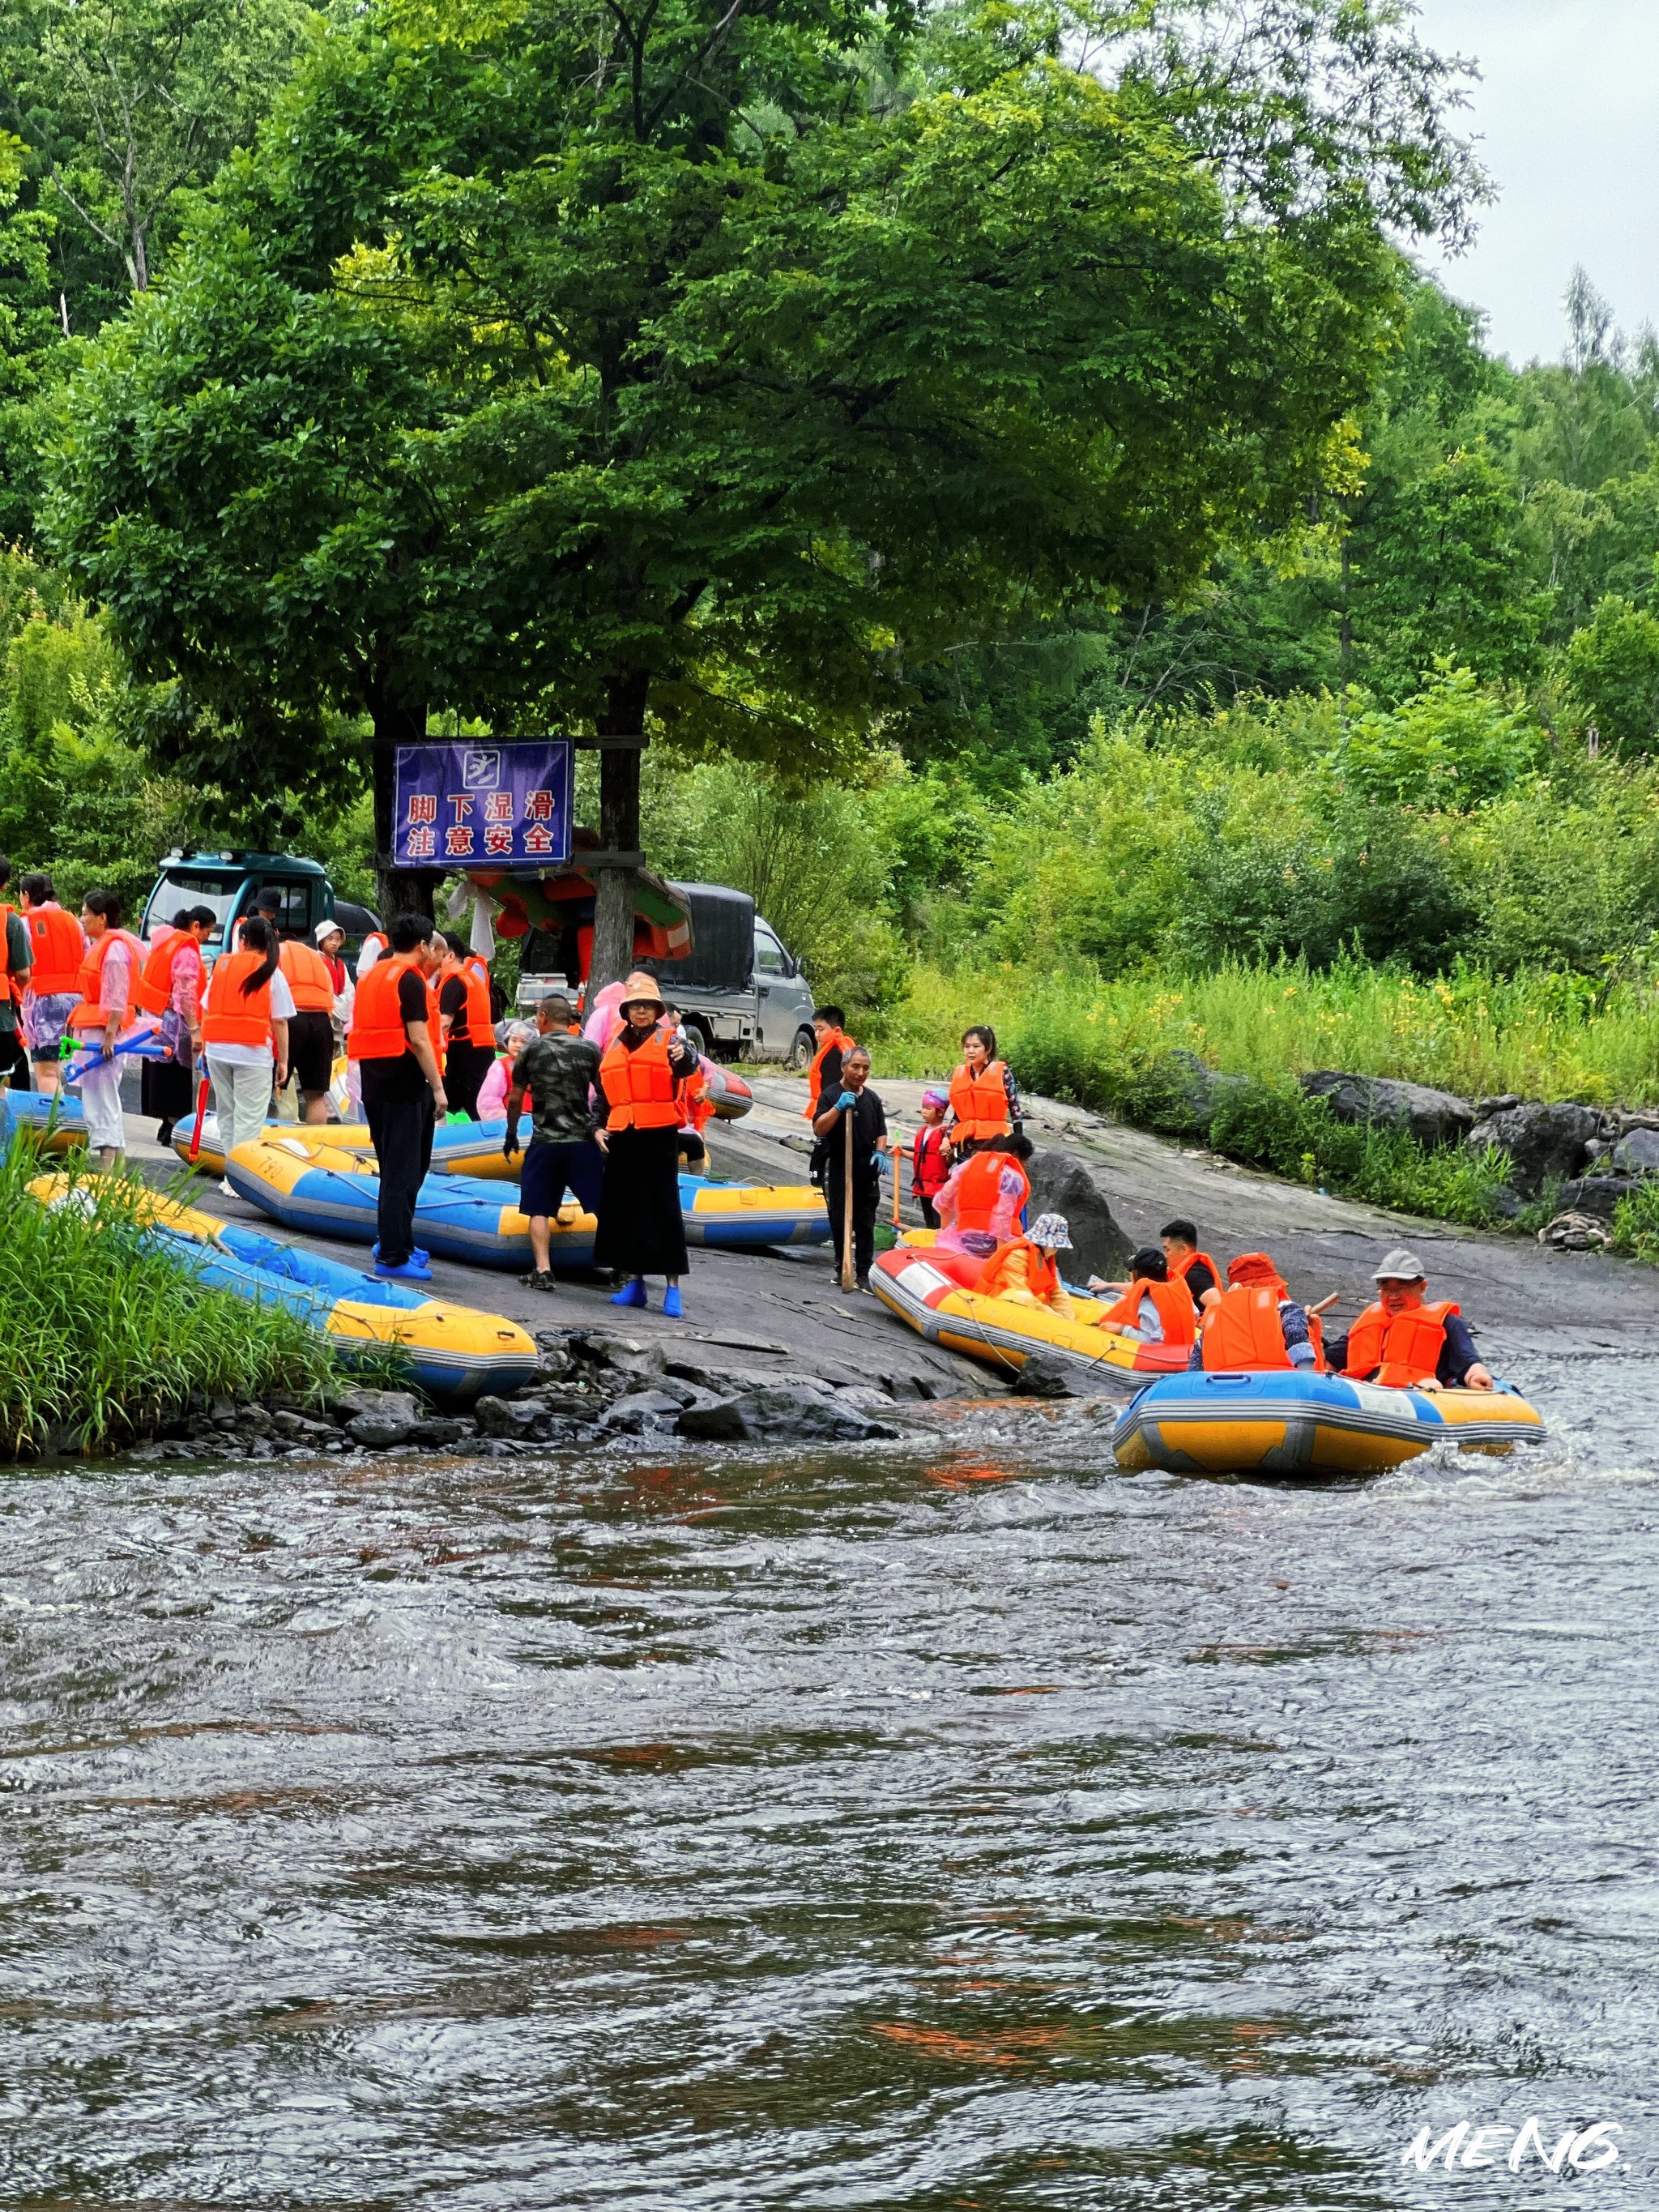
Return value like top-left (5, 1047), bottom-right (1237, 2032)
top-left (200, 912), bottom-right (292, 1190)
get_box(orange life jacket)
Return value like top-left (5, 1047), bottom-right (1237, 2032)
top-left (953, 1147), bottom-right (1030, 1233)
top-left (1101, 1275), bottom-right (1197, 1346)
top-left (677, 1062), bottom-right (715, 1134)
top-left (804, 1027), bottom-right (855, 1117)
top-left (348, 954), bottom-right (441, 1062)
top-left (1341, 1299), bottom-right (1458, 1390)
top-left (279, 937), bottom-right (338, 1014)
top-left (977, 1239), bottom-right (1060, 1304)
top-left (24, 903), bottom-right (84, 996)
top-left (444, 958), bottom-right (493, 1051)
top-left (1201, 1283), bottom-right (1293, 1372)
top-left (200, 949), bottom-right (276, 1048)
top-left (0, 902), bottom-right (20, 1004)
top-left (133, 930), bottom-right (203, 1015)
top-left (600, 1028), bottom-right (681, 1129)
top-left (1171, 1248), bottom-right (1222, 1303)
top-left (948, 1057), bottom-right (1013, 1144)
top-left (67, 929), bottom-right (146, 1032)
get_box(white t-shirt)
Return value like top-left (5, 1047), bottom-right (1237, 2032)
top-left (205, 968), bottom-right (296, 1067)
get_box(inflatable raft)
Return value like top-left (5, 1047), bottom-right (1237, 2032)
top-left (868, 1241), bottom-right (1191, 1392)
top-left (28, 1179), bottom-right (538, 1400)
top-left (1111, 1369), bottom-right (1546, 1476)
top-left (222, 1135), bottom-right (595, 1270)
top-left (680, 1174), bottom-right (829, 1248)
top-left (2, 1089), bottom-right (87, 1155)
top-left (174, 1114), bottom-right (517, 1182)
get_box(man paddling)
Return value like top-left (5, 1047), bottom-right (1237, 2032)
top-left (1328, 1249), bottom-right (1495, 1393)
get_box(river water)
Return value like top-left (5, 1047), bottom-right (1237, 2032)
top-left (2, 1350), bottom-right (1656, 2209)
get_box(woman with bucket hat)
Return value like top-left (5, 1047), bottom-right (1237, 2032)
top-left (593, 971), bottom-right (699, 1316)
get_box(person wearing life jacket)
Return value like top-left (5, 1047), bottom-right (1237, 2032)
top-left (1092, 1245), bottom-right (1198, 1346)
top-left (348, 914), bottom-right (447, 1280)
top-left (1160, 1218), bottom-right (1222, 1314)
top-left (66, 888), bottom-right (147, 1167)
top-left (935, 1132), bottom-right (1034, 1257)
top-left (812, 1044), bottom-right (892, 1291)
top-left (593, 971), bottom-right (699, 1316)
top-left (19, 873), bottom-right (83, 1096)
top-left (356, 926), bottom-right (389, 980)
top-left (200, 914), bottom-right (292, 1191)
top-left (267, 927), bottom-right (339, 1125)
top-left (0, 852), bottom-right (34, 1094)
top-left (804, 1006), bottom-right (854, 1121)
top-left (480, 1019), bottom-right (533, 1124)
top-left (977, 1212), bottom-right (1077, 1317)
top-left (436, 932), bottom-right (497, 1123)
top-left (663, 1001), bottom-right (715, 1172)
top-left (911, 1088), bottom-right (951, 1228)
top-left (134, 904), bottom-right (211, 1143)
top-left (1197, 1253), bottom-right (1321, 1373)
top-left (943, 1025), bottom-right (1021, 1159)
top-left (1328, 1248), bottom-right (1495, 1392)
top-left (503, 994), bottom-right (604, 1292)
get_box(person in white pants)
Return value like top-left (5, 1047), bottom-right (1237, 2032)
top-left (203, 914), bottom-right (292, 1194)
top-left (68, 889), bottom-right (139, 1169)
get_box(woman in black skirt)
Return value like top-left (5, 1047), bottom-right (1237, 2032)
top-left (593, 971), bottom-right (697, 1317)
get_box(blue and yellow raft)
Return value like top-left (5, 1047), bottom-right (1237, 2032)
top-left (2, 1089), bottom-right (87, 1154)
top-left (175, 1114), bottom-right (514, 1181)
top-left (1111, 1369), bottom-right (1545, 1476)
top-left (28, 1179), bottom-right (539, 1401)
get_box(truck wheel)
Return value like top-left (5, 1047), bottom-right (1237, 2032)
top-left (680, 1015), bottom-right (713, 1058)
top-left (787, 1027), bottom-right (815, 1071)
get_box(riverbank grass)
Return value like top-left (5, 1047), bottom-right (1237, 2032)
top-left (0, 1142), bottom-right (336, 1457)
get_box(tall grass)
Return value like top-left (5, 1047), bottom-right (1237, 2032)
top-left (0, 1141), bottom-right (335, 1458)
top-left (869, 954), bottom-right (1659, 1107)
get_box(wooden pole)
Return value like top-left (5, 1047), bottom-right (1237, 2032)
top-left (892, 1127), bottom-right (904, 1230)
top-left (841, 1100), bottom-right (856, 1290)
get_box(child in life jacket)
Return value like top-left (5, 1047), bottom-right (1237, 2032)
top-left (911, 1089), bottom-right (951, 1228)
top-left (1090, 1246), bottom-right (1197, 1345)
top-left (975, 1213), bottom-right (1076, 1315)
top-left (479, 1022), bottom-right (534, 1121)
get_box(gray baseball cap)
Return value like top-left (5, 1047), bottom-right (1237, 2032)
top-left (1373, 1247), bottom-right (1427, 1282)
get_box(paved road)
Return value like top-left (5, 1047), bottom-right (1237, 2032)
top-left (116, 1061), bottom-right (1659, 1393)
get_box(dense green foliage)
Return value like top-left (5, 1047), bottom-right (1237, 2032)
top-left (0, 1141), bottom-right (334, 1455)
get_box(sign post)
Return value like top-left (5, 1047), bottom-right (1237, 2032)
top-left (392, 741), bottom-right (574, 873)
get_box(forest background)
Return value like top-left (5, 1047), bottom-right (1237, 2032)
top-left (2, 0), bottom-right (1659, 1227)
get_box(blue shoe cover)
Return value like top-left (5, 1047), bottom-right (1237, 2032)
top-left (663, 1286), bottom-right (682, 1318)
top-left (374, 1255), bottom-right (433, 1283)
top-left (373, 1241), bottom-right (429, 1265)
top-left (611, 1279), bottom-right (648, 1309)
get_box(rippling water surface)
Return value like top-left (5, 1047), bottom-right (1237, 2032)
top-left (2, 1348), bottom-right (1656, 2209)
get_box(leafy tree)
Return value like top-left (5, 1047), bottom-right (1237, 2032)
top-left (49, 0), bottom-right (1480, 959)
top-left (1333, 663), bottom-right (1539, 809)
top-left (1563, 595), bottom-right (1659, 754)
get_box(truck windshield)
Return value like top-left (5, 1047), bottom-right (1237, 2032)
top-left (147, 872), bottom-right (241, 946)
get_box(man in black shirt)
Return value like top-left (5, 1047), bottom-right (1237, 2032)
top-left (811, 1044), bottom-right (889, 1290)
top-left (354, 915), bottom-right (447, 1279)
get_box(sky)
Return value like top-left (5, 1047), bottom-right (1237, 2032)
top-left (1413, 0), bottom-right (1659, 365)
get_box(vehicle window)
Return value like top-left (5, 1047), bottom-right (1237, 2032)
top-left (753, 928), bottom-right (787, 976)
top-left (147, 872), bottom-right (240, 945)
top-left (258, 881), bottom-right (313, 938)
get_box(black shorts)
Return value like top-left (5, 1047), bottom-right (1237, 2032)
top-left (287, 1010), bottom-right (335, 1095)
top-left (521, 1138), bottom-right (605, 1221)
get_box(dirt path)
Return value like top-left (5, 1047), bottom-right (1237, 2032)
top-left (117, 1065), bottom-right (1659, 1392)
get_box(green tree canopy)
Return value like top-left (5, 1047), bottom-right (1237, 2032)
top-left (47, 0), bottom-right (1481, 954)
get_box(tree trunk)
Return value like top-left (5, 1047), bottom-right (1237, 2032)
top-left (369, 695), bottom-right (437, 926)
top-left (587, 673), bottom-right (649, 995)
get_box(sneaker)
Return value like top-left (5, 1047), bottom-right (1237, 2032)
top-left (611, 1279), bottom-right (648, 1309)
top-left (855, 1275), bottom-right (872, 1293)
top-left (519, 1269), bottom-right (557, 1292)
top-left (663, 1285), bottom-right (682, 1318)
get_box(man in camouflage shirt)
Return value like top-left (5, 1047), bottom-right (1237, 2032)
top-left (504, 995), bottom-right (604, 1290)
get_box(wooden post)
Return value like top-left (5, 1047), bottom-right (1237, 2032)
top-left (841, 1101), bottom-right (856, 1291)
top-left (892, 1127), bottom-right (904, 1230)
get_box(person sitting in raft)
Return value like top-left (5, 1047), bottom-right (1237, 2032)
top-left (1326, 1248), bottom-right (1495, 1392)
top-left (943, 1024), bottom-right (1022, 1160)
top-left (975, 1213), bottom-right (1077, 1316)
top-left (935, 1131), bottom-right (1034, 1257)
top-left (1196, 1252), bottom-right (1321, 1372)
top-left (1091, 1245), bottom-right (1197, 1346)
top-left (1160, 1217), bottom-right (1221, 1313)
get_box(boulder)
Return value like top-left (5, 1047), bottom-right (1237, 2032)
top-left (1012, 1351), bottom-right (1073, 1399)
top-left (601, 1389), bottom-right (702, 1434)
top-left (1559, 1175), bottom-right (1640, 1222)
top-left (1537, 1211), bottom-right (1611, 1252)
top-left (474, 1395), bottom-right (543, 1440)
top-left (271, 1408), bottom-right (339, 1442)
top-left (1300, 1070), bottom-right (1474, 1151)
top-left (1464, 1101), bottom-right (1605, 1198)
top-left (1609, 1127), bottom-right (1659, 1177)
top-left (341, 1388), bottom-right (422, 1448)
top-left (1022, 1150), bottom-right (1131, 1281)
top-left (409, 1416), bottom-right (477, 1447)
top-left (677, 1386), bottom-right (897, 1445)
